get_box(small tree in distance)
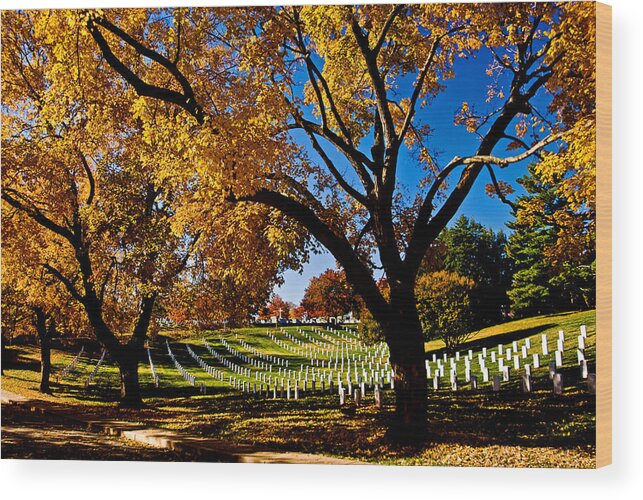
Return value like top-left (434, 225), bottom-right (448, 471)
top-left (416, 271), bottom-right (476, 353)
top-left (301, 269), bottom-right (357, 319)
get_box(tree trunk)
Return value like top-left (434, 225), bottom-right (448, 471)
top-left (117, 344), bottom-right (143, 408)
top-left (34, 308), bottom-right (52, 394)
top-left (382, 285), bottom-right (428, 442)
top-left (39, 338), bottom-right (52, 394)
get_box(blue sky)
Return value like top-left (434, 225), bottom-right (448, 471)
top-left (275, 38), bottom-right (554, 305)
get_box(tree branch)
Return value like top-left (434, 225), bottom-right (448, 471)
top-left (350, 17), bottom-right (396, 147)
top-left (462, 132), bottom-right (564, 168)
top-left (372, 4), bottom-right (407, 57)
top-left (79, 153), bottom-right (95, 206)
top-left (2, 188), bottom-right (74, 242)
top-left (233, 188), bottom-right (390, 318)
top-left (87, 15), bottom-right (205, 124)
top-left (485, 164), bottom-right (517, 211)
top-left (398, 26), bottom-right (466, 146)
top-left (43, 263), bottom-right (84, 303)
top-left (292, 113), bottom-right (369, 206)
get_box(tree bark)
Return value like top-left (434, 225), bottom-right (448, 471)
top-left (34, 308), bottom-right (53, 394)
top-left (116, 344), bottom-right (143, 408)
top-left (382, 284), bottom-right (428, 442)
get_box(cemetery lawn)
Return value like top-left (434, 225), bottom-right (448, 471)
top-left (2, 309), bottom-right (596, 467)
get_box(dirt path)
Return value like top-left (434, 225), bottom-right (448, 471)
top-left (1, 404), bottom-right (205, 461)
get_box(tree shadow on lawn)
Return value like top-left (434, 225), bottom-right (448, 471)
top-left (425, 388), bottom-right (595, 451)
top-left (2, 345), bottom-right (42, 372)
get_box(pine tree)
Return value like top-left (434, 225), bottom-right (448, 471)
top-left (424, 215), bottom-right (512, 327)
top-left (506, 164), bottom-right (595, 317)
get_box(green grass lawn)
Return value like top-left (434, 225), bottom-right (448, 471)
top-left (1, 309), bottom-right (596, 467)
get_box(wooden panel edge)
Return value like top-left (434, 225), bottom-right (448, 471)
top-left (595, 0), bottom-right (612, 469)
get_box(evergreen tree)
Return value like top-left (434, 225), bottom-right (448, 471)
top-left (422, 215), bottom-right (512, 327)
top-left (506, 164), bottom-right (595, 317)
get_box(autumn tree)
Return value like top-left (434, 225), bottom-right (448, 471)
top-left (1, 212), bottom-right (86, 392)
top-left (81, 3), bottom-right (597, 436)
top-left (416, 270), bottom-right (476, 352)
top-left (165, 205), bottom-right (308, 329)
top-left (301, 269), bottom-right (356, 318)
top-left (258, 294), bottom-right (292, 321)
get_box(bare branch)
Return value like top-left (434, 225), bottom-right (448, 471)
top-left (462, 132), bottom-right (564, 168)
top-left (485, 164), bottom-right (517, 211)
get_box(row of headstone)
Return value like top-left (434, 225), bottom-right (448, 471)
top-left (147, 347), bottom-right (159, 387)
top-left (219, 336), bottom-right (284, 369)
top-left (85, 349), bottom-right (107, 388)
top-left (57, 346), bottom-right (85, 381)
top-left (186, 344), bottom-right (226, 381)
top-left (203, 339), bottom-right (252, 377)
top-left (166, 341), bottom-right (199, 389)
top-left (236, 336), bottom-right (289, 366)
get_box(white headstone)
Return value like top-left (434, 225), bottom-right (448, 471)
top-left (513, 355), bottom-right (520, 370)
top-left (555, 350), bottom-right (563, 368)
top-left (533, 353), bottom-right (540, 368)
top-left (580, 360), bottom-right (588, 379)
top-left (553, 373), bottom-right (563, 395)
top-left (521, 374), bottom-right (532, 393)
top-left (374, 385), bottom-right (382, 409)
top-left (522, 345), bottom-right (528, 358)
top-left (502, 366), bottom-right (510, 382)
top-left (578, 336), bottom-right (585, 350)
top-left (580, 325), bottom-right (587, 338)
top-left (492, 375), bottom-right (501, 391)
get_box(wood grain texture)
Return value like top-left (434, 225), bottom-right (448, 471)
top-left (595, 1), bottom-right (612, 469)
